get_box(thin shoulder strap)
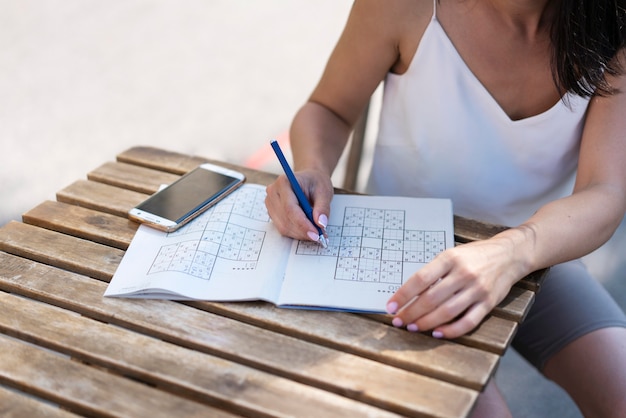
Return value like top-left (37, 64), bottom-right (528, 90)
top-left (432, 0), bottom-right (437, 19)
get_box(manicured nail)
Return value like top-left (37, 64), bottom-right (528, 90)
top-left (392, 317), bottom-right (403, 328)
top-left (386, 301), bottom-right (398, 314)
top-left (307, 231), bottom-right (320, 242)
top-left (318, 214), bottom-right (328, 228)
top-left (432, 331), bottom-right (444, 339)
top-left (407, 323), bottom-right (419, 332)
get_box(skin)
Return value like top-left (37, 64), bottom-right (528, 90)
top-left (266, 1), bottom-right (626, 414)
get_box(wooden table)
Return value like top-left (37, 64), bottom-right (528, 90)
top-left (0, 146), bottom-right (545, 418)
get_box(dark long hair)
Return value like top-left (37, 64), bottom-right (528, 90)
top-left (552, 0), bottom-right (626, 96)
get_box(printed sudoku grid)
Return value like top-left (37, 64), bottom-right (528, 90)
top-left (147, 187), bottom-right (268, 279)
top-left (296, 207), bottom-right (446, 284)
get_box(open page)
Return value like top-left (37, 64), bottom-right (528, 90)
top-left (277, 195), bottom-right (454, 312)
top-left (105, 184), bottom-right (292, 301)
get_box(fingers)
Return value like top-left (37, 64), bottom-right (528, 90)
top-left (310, 178), bottom-right (332, 238)
top-left (265, 172), bottom-right (332, 242)
top-left (432, 303), bottom-right (491, 339)
top-left (386, 249), bottom-right (496, 339)
top-left (398, 283), bottom-right (489, 339)
top-left (265, 176), bottom-right (311, 240)
top-left (386, 253), bottom-right (453, 314)
top-left (390, 282), bottom-right (488, 339)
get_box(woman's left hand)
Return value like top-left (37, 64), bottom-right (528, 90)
top-left (386, 233), bottom-right (529, 339)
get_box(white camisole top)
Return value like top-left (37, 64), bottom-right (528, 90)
top-left (365, 1), bottom-right (590, 227)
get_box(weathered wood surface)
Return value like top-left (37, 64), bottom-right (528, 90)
top-left (0, 146), bottom-right (545, 417)
top-left (0, 232), bottom-right (496, 391)
top-left (21, 197), bottom-right (526, 354)
top-left (0, 385), bottom-right (81, 418)
top-left (0, 333), bottom-right (236, 418)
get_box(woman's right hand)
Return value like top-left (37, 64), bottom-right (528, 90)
top-left (265, 168), bottom-right (334, 242)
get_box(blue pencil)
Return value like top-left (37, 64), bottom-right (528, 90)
top-left (270, 139), bottom-right (328, 248)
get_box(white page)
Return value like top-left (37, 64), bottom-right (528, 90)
top-left (105, 184), bottom-right (292, 301)
top-left (277, 195), bottom-right (454, 312)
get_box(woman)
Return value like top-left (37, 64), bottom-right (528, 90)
top-left (265, 0), bottom-right (626, 416)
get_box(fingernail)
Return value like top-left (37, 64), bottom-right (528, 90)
top-left (407, 323), bottom-right (419, 332)
top-left (307, 231), bottom-right (320, 242)
top-left (392, 317), bottom-right (403, 328)
top-left (318, 214), bottom-right (328, 228)
top-left (386, 301), bottom-right (398, 314)
top-left (432, 331), bottom-right (444, 339)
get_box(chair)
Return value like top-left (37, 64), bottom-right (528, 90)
top-left (342, 100), bottom-right (370, 191)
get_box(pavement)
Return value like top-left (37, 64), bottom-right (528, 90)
top-left (1, 1), bottom-right (624, 417)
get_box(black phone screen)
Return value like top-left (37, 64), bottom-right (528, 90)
top-left (136, 167), bottom-right (241, 223)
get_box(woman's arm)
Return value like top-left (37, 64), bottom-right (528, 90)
top-left (388, 51), bottom-right (626, 339)
top-left (523, 52), bottom-right (626, 268)
top-left (266, 0), bottom-right (429, 240)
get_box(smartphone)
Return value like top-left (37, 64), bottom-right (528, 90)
top-left (128, 163), bottom-right (245, 232)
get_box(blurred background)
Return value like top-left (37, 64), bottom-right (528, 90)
top-left (0, 0), bottom-right (356, 225)
top-left (1, 2), bottom-right (624, 417)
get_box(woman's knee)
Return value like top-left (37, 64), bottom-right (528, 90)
top-left (544, 327), bottom-right (626, 417)
top-left (469, 379), bottom-right (512, 418)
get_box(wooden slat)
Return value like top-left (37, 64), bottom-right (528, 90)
top-left (0, 291), bottom-right (408, 418)
top-left (362, 286), bottom-right (533, 335)
top-left (192, 300), bottom-right (503, 373)
top-left (515, 268), bottom-right (547, 292)
top-left (116, 146), bottom-right (278, 186)
top-left (57, 180), bottom-right (148, 217)
top-left (362, 312), bottom-right (516, 355)
top-left (23, 200), bottom-right (137, 250)
top-left (492, 286), bottom-right (535, 322)
top-left (454, 316), bottom-right (517, 355)
top-left (87, 161), bottom-right (180, 194)
top-left (367, 286), bottom-right (534, 328)
top-left (0, 221), bottom-right (121, 281)
top-left (94, 158), bottom-right (277, 195)
top-left (117, 146), bottom-right (276, 185)
top-left (116, 145), bottom-right (211, 174)
top-left (0, 253), bottom-right (476, 417)
top-left (452, 216), bottom-right (509, 243)
top-left (0, 336), bottom-right (234, 418)
top-left (0, 385), bottom-right (79, 418)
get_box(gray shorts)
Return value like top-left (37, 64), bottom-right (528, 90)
top-left (512, 260), bottom-right (626, 370)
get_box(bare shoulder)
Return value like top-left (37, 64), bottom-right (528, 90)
top-left (350, 0), bottom-right (432, 23)
top-left (349, 0), bottom-right (433, 74)
top-left (577, 47), bottom-right (626, 191)
top-left (308, 0), bottom-right (434, 124)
